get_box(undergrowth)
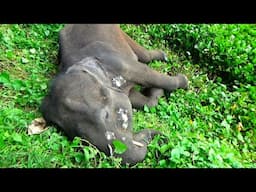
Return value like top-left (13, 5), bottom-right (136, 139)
top-left (0, 24), bottom-right (255, 168)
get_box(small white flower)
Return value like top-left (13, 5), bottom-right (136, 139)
top-left (29, 48), bottom-right (36, 54)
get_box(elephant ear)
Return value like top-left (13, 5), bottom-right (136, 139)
top-left (64, 98), bottom-right (88, 113)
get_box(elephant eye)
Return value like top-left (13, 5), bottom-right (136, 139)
top-left (105, 111), bottom-right (109, 119)
top-left (100, 87), bottom-right (110, 104)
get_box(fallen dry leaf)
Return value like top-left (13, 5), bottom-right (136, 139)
top-left (237, 122), bottom-right (243, 132)
top-left (28, 117), bottom-right (48, 135)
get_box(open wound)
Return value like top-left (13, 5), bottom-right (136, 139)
top-left (112, 75), bottom-right (126, 88)
top-left (117, 108), bottom-right (129, 129)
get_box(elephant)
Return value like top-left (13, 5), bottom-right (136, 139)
top-left (41, 24), bottom-right (188, 165)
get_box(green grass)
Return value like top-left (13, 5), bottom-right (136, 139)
top-left (0, 24), bottom-right (255, 168)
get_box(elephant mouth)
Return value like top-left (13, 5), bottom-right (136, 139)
top-left (103, 106), bottom-right (145, 157)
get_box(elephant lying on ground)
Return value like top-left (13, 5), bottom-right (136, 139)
top-left (41, 24), bottom-right (188, 165)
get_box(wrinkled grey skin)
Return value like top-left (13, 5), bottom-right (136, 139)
top-left (41, 24), bottom-right (188, 165)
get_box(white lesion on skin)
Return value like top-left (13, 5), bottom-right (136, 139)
top-left (117, 108), bottom-right (129, 129)
top-left (103, 104), bottom-right (147, 153)
top-left (112, 75), bottom-right (126, 88)
top-left (121, 136), bottom-right (126, 141)
top-left (105, 131), bottom-right (116, 140)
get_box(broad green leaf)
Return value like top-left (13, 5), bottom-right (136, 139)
top-left (0, 135), bottom-right (4, 148)
top-left (112, 140), bottom-right (127, 154)
top-left (144, 105), bottom-right (149, 113)
top-left (83, 147), bottom-right (90, 162)
top-left (0, 72), bottom-right (10, 84)
top-left (209, 97), bottom-right (214, 103)
top-left (171, 148), bottom-right (181, 161)
top-left (159, 159), bottom-right (167, 167)
top-left (12, 133), bottom-right (23, 143)
top-left (12, 80), bottom-right (25, 90)
top-left (160, 144), bottom-right (169, 154)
